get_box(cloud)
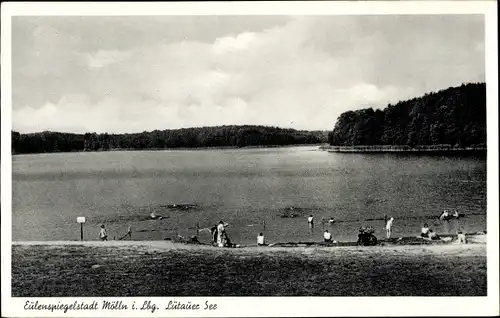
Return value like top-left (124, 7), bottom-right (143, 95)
top-left (86, 50), bottom-right (134, 68)
top-left (12, 15), bottom-right (485, 133)
top-left (212, 32), bottom-right (256, 54)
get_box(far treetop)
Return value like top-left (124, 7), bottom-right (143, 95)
top-left (11, 125), bottom-right (328, 154)
top-left (328, 83), bottom-right (486, 147)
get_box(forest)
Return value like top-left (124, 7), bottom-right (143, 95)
top-left (11, 125), bottom-right (328, 154)
top-left (328, 83), bottom-right (486, 147)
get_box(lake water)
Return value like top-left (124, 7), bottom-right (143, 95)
top-left (12, 146), bottom-right (487, 244)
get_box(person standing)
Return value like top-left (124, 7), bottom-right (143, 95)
top-left (385, 217), bottom-right (394, 239)
top-left (217, 220), bottom-right (225, 247)
top-left (127, 225), bottom-right (132, 239)
top-left (99, 224), bottom-right (108, 241)
top-left (257, 233), bottom-right (265, 246)
top-left (210, 225), bottom-right (218, 245)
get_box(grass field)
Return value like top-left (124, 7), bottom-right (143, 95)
top-left (12, 241), bottom-right (486, 296)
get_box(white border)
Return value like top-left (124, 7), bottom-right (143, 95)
top-left (1, 1), bottom-right (499, 317)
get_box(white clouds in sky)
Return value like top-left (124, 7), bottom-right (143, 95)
top-left (86, 50), bottom-right (134, 68)
top-left (12, 15), bottom-right (485, 133)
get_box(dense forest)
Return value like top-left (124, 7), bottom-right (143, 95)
top-left (11, 125), bottom-right (328, 154)
top-left (328, 83), bottom-right (486, 147)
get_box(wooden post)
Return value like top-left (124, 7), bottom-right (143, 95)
top-left (80, 223), bottom-right (84, 241)
top-left (196, 222), bottom-right (200, 236)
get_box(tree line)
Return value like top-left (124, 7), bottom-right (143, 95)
top-left (12, 125), bottom-right (328, 154)
top-left (328, 83), bottom-right (486, 147)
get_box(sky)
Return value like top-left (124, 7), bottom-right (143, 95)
top-left (12, 15), bottom-right (485, 133)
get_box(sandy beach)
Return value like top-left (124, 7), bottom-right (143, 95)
top-left (12, 239), bottom-right (486, 297)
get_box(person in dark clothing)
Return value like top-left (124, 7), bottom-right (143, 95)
top-left (210, 225), bottom-right (218, 245)
top-left (357, 227), bottom-right (378, 246)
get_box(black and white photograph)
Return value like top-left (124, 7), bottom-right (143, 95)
top-left (1, 1), bottom-right (498, 317)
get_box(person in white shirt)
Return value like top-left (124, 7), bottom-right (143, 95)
top-left (217, 221), bottom-right (225, 247)
top-left (385, 217), bottom-right (394, 239)
top-left (257, 233), bottom-right (265, 246)
top-left (421, 223), bottom-right (430, 238)
top-left (323, 230), bottom-right (332, 243)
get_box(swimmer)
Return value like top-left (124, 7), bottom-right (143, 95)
top-left (307, 215), bottom-right (314, 224)
top-left (149, 211), bottom-right (164, 220)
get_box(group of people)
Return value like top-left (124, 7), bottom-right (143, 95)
top-left (308, 215), bottom-right (335, 226)
top-left (210, 221), bottom-right (235, 247)
top-left (421, 222), bottom-right (468, 243)
top-left (420, 223), bottom-right (441, 240)
top-left (98, 208), bottom-right (469, 246)
top-left (439, 209), bottom-right (460, 221)
top-left (357, 226), bottom-right (378, 246)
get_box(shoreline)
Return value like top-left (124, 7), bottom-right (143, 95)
top-left (12, 143), bottom-right (325, 156)
top-left (12, 232), bottom-right (487, 248)
top-left (12, 143), bottom-right (488, 155)
top-left (320, 145), bottom-right (487, 153)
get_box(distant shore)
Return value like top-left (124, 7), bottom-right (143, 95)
top-left (12, 241), bottom-right (486, 296)
top-left (12, 143), bottom-right (325, 155)
top-left (320, 145), bottom-right (487, 154)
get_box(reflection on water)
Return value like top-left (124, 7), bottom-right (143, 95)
top-left (12, 147), bottom-right (486, 244)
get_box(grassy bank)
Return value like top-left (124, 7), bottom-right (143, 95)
top-left (12, 242), bottom-right (486, 296)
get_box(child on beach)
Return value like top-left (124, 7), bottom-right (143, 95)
top-left (421, 223), bottom-right (430, 238)
top-left (323, 230), bottom-right (332, 243)
top-left (99, 225), bottom-right (108, 241)
top-left (428, 229), bottom-right (440, 240)
top-left (456, 230), bottom-right (467, 244)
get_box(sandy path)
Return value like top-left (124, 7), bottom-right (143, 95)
top-left (13, 239), bottom-right (486, 255)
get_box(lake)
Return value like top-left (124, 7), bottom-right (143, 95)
top-left (12, 146), bottom-right (487, 244)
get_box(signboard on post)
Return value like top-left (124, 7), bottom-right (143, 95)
top-left (77, 217), bottom-right (86, 241)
